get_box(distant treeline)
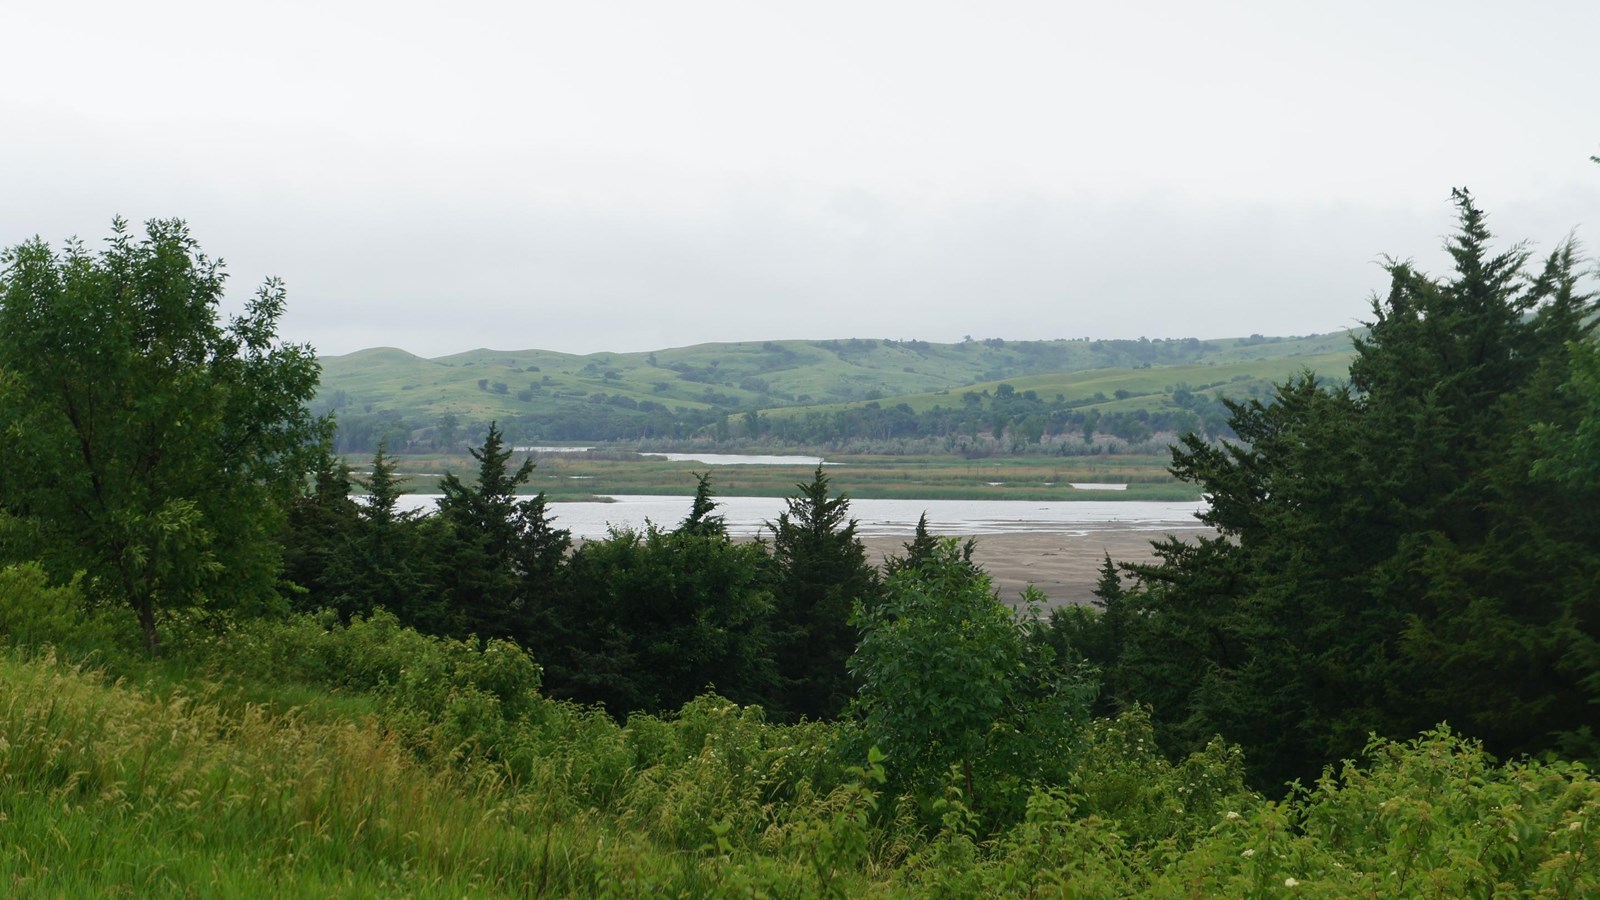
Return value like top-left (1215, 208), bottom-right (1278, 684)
top-left (745, 380), bottom-right (1257, 448)
top-left (328, 373), bottom-right (1302, 454)
top-left (328, 401), bottom-right (731, 454)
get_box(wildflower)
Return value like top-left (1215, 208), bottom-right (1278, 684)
top-left (1284, 877), bottom-right (1300, 887)
top-left (1225, 811), bottom-right (1242, 820)
top-left (1241, 849), bottom-right (1255, 858)
top-left (1570, 821), bottom-right (1583, 831)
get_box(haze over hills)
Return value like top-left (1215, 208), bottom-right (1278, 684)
top-left (316, 330), bottom-right (1359, 451)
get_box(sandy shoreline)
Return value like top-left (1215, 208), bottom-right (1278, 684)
top-left (856, 527), bottom-right (1213, 607)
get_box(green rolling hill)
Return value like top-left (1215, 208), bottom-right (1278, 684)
top-left (315, 332), bottom-right (1360, 449)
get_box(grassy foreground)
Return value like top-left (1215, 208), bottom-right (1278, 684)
top-left (2, 570), bottom-right (1596, 896)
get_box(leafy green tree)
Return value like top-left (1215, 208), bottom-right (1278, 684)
top-left (769, 465), bottom-right (879, 720)
top-left (851, 540), bottom-right (1091, 816)
top-left (0, 219), bottom-right (326, 651)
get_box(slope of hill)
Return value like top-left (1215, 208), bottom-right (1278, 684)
top-left (763, 352), bottom-right (1354, 420)
top-left (316, 332), bottom-right (1359, 449)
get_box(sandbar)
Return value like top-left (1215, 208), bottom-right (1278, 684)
top-left (857, 527), bottom-right (1213, 608)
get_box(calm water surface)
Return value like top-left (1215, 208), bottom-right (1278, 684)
top-left (516, 447), bottom-right (826, 467)
top-left (393, 494), bottom-right (1206, 539)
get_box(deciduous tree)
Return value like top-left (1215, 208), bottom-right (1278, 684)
top-left (0, 219), bottom-right (326, 650)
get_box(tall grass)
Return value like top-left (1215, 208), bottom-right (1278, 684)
top-left (0, 651), bottom-right (586, 895)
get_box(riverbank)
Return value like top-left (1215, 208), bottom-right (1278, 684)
top-left (856, 526), bottom-right (1213, 608)
top-left (398, 492), bottom-right (1212, 607)
top-left (370, 449), bottom-right (1200, 502)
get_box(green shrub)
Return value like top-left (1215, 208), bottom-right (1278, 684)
top-left (0, 562), bottom-right (121, 655)
top-left (191, 609), bottom-right (545, 755)
top-left (1070, 706), bottom-right (1254, 848)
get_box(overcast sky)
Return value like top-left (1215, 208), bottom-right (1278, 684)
top-left (5, 1), bottom-right (1596, 358)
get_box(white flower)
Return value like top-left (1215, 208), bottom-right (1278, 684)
top-left (1225, 810), bottom-right (1242, 820)
top-left (1240, 849), bottom-right (1255, 858)
top-left (1284, 877), bottom-right (1300, 888)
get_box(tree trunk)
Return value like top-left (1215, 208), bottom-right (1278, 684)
top-left (136, 596), bottom-right (159, 655)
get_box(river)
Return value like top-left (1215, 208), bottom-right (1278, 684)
top-left (393, 494), bottom-right (1206, 539)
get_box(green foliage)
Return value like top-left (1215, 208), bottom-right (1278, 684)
top-left (0, 650), bottom-right (576, 896)
top-left (1069, 707), bottom-right (1254, 848)
top-left (544, 522), bottom-right (776, 715)
top-left (1534, 338), bottom-right (1600, 489)
top-left (0, 219), bottom-right (327, 651)
top-left (1108, 190), bottom-right (1600, 787)
top-left (770, 465), bottom-right (879, 720)
top-left (850, 542), bottom-right (1014, 788)
top-left (5, 597), bottom-right (1599, 896)
top-left (201, 608), bottom-right (543, 752)
top-left (431, 422), bottom-right (569, 640)
top-left (0, 563), bottom-right (120, 654)
top-left (851, 541), bottom-right (1093, 825)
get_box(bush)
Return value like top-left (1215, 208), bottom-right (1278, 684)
top-left (195, 609), bottom-right (544, 754)
top-left (0, 562), bottom-right (121, 655)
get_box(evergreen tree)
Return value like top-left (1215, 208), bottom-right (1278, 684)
top-left (548, 522), bottom-right (775, 715)
top-left (348, 443), bottom-right (441, 627)
top-left (432, 423), bottom-right (569, 641)
top-left (883, 512), bottom-right (976, 579)
top-left (769, 465), bottom-right (879, 720)
top-left (280, 448), bottom-right (362, 613)
top-left (679, 472), bottom-right (727, 537)
top-left (1109, 190), bottom-right (1600, 787)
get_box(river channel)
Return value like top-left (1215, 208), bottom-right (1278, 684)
top-left (393, 494), bottom-right (1206, 540)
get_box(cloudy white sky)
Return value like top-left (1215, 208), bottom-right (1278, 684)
top-left (5, 1), bottom-right (1596, 357)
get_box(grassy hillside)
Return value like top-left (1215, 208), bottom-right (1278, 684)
top-left (316, 332), bottom-right (1360, 448)
top-left (762, 352), bottom-right (1354, 422)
